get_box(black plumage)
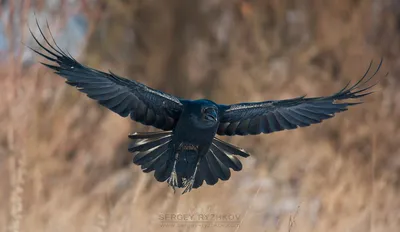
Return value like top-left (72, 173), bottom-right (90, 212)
top-left (29, 22), bottom-right (383, 194)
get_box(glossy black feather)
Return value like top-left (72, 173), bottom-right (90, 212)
top-left (218, 59), bottom-right (384, 136)
top-left (210, 144), bottom-right (243, 171)
top-left (129, 132), bottom-right (174, 182)
top-left (29, 22), bottom-right (183, 131)
top-left (212, 138), bottom-right (250, 157)
top-left (206, 150), bottom-right (231, 180)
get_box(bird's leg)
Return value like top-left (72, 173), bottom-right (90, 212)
top-left (182, 157), bottom-right (202, 194)
top-left (167, 152), bottom-right (179, 193)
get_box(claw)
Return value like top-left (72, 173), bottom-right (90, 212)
top-left (182, 176), bottom-right (195, 194)
top-left (182, 177), bottom-right (187, 185)
top-left (182, 157), bottom-right (201, 194)
top-left (167, 170), bottom-right (178, 192)
top-left (167, 153), bottom-right (179, 193)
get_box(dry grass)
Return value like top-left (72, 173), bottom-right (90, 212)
top-left (1, 0), bottom-right (400, 232)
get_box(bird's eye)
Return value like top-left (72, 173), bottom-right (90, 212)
top-left (202, 107), bottom-right (217, 122)
top-left (204, 107), bottom-right (214, 113)
top-left (203, 107), bottom-right (212, 114)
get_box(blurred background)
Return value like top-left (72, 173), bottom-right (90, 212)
top-left (0, 0), bottom-right (399, 231)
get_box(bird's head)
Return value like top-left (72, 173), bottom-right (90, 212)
top-left (187, 100), bottom-right (219, 128)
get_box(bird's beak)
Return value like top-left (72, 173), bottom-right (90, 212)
top-left (206, 110), bottom-right (218, 122)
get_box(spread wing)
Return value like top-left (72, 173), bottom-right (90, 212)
top-left (28, 23), bottom-right (183, 131)
top-left (217, 60), bottom-right (384, 136)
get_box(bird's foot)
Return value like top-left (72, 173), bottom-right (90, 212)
top-left (182, 176), bottom-right (195, 194)
top-left (167, 170), bottom-right (179, 193)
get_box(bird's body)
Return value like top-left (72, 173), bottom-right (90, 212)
top-left (29, 22), bottom-right (384, 194)
top-left (171, 101), bottom-right (217, 188)
top-left (129, 99), bottom-right (233, 193)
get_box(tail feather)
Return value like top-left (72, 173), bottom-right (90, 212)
top-left (192, 139), bottom-right (250, 189)
top-left (129, 131), bottom-right (173, 181)
top-left (128, 136), bottom-right (171, 152)
top-left (201, 157), bottom-right (218, 185)
top-left (193, 157), bottom-right (217, 188)
top-left (154, 154), bottom-right (174, 182)
top-left (128, 132), bottom-right (251, 192)
top-left (128, 131), bottom-right (171, 140)
top-left (212, 138), bottom-right (250, 157)
top-left (207, 149), bottom-right (231, 180)
top-left (132, 141), bottom-right (170, 165)
top-left (139, 145), bottom-right (170, 170)
top-left (193, 170), bottom-right (204, 189)
top-left (210, 144), bottom-right (243, 171)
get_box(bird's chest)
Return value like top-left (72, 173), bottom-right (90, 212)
top-left (171, 125), bottom-right (217, 160)
top-left (173, 123), bottom-right (217, 146)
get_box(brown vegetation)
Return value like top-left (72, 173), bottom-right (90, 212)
top-left (1, 0), bottom-right (399, 231)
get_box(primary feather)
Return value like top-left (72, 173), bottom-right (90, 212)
top-left (217, 60), bottom-right (383, 136)
top-left (28, 21), bottom-right (183, 131)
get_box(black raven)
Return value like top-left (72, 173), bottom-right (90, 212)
top-left (29, 24), bottom-right (383, 194)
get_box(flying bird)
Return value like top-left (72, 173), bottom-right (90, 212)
top-left (28, 23), bottom-right (383, 194)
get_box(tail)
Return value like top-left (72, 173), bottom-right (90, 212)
top-left (128, 132), bottom-right (251, 192)
top-left (191, 137), bottom-right (250, 189)
top-left (128, 131), bottom-right (174, 182)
